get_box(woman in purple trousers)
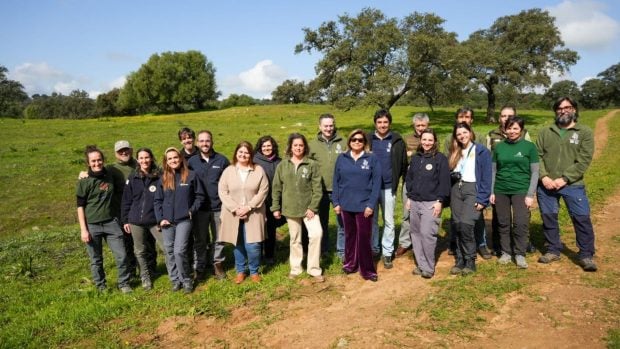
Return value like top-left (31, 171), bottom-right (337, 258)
top-left (332, 129), bottom-right (382, 282)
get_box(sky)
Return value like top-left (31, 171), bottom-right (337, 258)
top-left (1, 0), bottom-right (619, 100)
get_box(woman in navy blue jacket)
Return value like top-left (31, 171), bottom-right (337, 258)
top-left (154, 147), bottom-right (204, 293)
top-left (120, 147), bottom-right (162, 290)
top-left (405, 129), bottom-right (450, 279)
top-left (447, 123), bottom-right (492, 275)
top-left (253, 135), bottom-right (283, 264)
top-left (332, 129), bottom-right (382, 282)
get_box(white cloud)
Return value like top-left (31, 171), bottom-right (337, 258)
top-left (9, 62), bottom-right (86, 96)
top-left (548, 0), bottom-right (620, 50)
top-left (107, 76), bottom-right (126, 90)
top-left (220, 60), bottom-right (289, 99)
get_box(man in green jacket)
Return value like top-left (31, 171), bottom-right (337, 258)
top-left (536, 96), bottom-right (597, 272)
top-left (308, 113), bottom-right (346, 258)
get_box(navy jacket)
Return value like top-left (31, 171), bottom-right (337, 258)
top-left (405, 151), bottom-right (451, 203)
top-left (187, 151), bottom-right (229, 211)
top-left (472, 142), bottom-right (493, 207)
top-left (154, 170), bottom-right (205, 224)
top-left (366, 130), bottom-right (408, 195)
top-left (121, 170), bottom-right (160, 226)
top-left (332, 151), bottom-right (381, 213)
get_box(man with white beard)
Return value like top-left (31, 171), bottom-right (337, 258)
top-left (536, 96), bottom-right (597, 272)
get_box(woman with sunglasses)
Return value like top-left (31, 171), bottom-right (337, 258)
top-left (332, 129), bottom-right (381, 282)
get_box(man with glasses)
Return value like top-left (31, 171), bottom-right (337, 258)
top-left (536, 96), bottom-right (597, 272)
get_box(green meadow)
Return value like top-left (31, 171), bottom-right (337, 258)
top-left (0, 105), bottom-right (618, 347)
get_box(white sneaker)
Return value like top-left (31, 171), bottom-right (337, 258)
top-left (498, 253), bottom-right (512, 265)
top-left (515, 255), bottom-right (528, 269)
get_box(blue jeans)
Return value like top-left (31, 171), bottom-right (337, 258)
top-left (537, 184), bottom-right (595, 258)
top-left (372, 188), bottom-right (396, 256)
top-left (85, 218), bottom-right (131, 288)
top-left (233, 221), bottom-right (262, 275)
top-left (162, 220), bottom-right (193, 285)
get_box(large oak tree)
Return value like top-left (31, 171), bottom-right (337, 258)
top-left (295, 8), bottom-right (460, 110)
top-left (462, 9), bottom-right (578, 122)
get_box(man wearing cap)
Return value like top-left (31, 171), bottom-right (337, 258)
top-left (108, 141), bottom-right (144, 277)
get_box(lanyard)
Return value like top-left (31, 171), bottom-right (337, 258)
top-left (458, 143), bottom-right (475, 174)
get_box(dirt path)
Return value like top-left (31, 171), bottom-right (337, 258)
top-left (151, 111), bottom-right (620, 348)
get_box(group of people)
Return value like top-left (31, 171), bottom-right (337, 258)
top-left (76, 96), bottom-right (598, 294)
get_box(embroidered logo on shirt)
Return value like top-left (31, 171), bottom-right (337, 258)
top-left (301, 167), bottom-right (309, 178)
top-left (361, 159), bottom-right (370, 170)
top-left (180, 183), bottom-right (189, 186)
top-left (570, 133), bottom-right (580, 144)
top-left (336, 143), bottom-right (343, 153)
top-left (514, 152), bottom-right (524, 158)
top-left (387, 143), bottom-right (392, 153)
top-left (99, 182), bottom-right (109, 191)
top-left (149, 185), bottom-right (157, 192)
top-left (425, 164), bottom-right (433, 171)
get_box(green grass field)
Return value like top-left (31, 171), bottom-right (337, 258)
top-left (0, 105), bottom-right (618, 347)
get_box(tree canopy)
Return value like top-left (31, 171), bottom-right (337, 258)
top-left (462, 8), bottom-right (578, 121)
top-left (295, 8), bottom-right (459, 110)
top-left (118, 50), bottom-right (218, 113)
top-left (0, 66), bottom-right (29, 117)
top-left (271, 79), bottom-right (308, 104)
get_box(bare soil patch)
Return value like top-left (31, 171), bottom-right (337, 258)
top-left (146, 111), bottom-right (620, 348)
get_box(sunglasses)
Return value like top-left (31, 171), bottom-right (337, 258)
top-left (350, 137), bottom-right (365, 143)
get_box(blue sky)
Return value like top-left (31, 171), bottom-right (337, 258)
top-left (1, 0), bottom-right (618, 99)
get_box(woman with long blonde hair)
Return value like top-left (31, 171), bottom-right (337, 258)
top-left (154, 147), bottom-right (204, 293)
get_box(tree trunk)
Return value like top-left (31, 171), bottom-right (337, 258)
top-left (485, 81), bottom-right (497, 123)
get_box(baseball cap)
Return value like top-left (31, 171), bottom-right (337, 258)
top-left (114, 140), bottom-right (132, 152)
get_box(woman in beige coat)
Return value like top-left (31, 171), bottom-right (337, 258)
top-left (218, 141), bottom-right (270, 284)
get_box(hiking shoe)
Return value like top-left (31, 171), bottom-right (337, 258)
top-left (234, 273), bottom-right (246, 284)
top-left (312, 275), bottom-right (325, 283)
top-left (194, 270), bottom-right (207, 282)
top-left (515, 255), bottom-right (528, 269)
top-left (395, 246), bottom-right (410, 258)
top-left (421, 271), bottom-right (433, 279)
top-left (213, 262), bottom-right (226, 280)
top-left (579, 258), bottom-right (597, 272)
top-left (141, 278), bottom-right (153, 291)
top-left (171, 283), bottom-right (182, 292)
top-left (183, 282), bottom-right (194, 294)
top-left (450, 265), bottom-right (463, 275)
top-left (97, 285), bottom-right (108, 293)
top-left (538, 253), bottom-right (561, 264)
top-left (250, 274), bottom-right (261, 283)
top-left (478, 246), bottom-right (492, 260)
top-left (412, 267), bottom-right (422, 276)
top-left (382, 255), bottom-right (393, 269)
top-left (119, 285), bottom-right (133, 294)
top-left (461, 267), bottom-right (475, 275)
top-left (498, 253), bottom-right (512, 265)
top-left (526, 242), bottom-right (537, 254)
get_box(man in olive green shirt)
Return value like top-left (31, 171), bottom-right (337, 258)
top-left (536, 96), bottom-right (597, 272)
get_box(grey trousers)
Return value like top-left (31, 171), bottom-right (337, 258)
top-left (409, 200), bottom-right (440, 274)
top-left (193, 210), bottom-right (225, 273)
top-left (398, 185), bottom-right (412, 248)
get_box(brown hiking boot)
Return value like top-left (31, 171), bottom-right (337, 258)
top-left (395, 246), bottom-right (410, 258)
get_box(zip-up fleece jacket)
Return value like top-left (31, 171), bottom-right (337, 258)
top-left (154, 171), bottom-right (205, 224)
top-left (471, 142), bottom-right (493, 207)
top-left (271, 157), bottom-right (322, 217)
top-left (332, 151), bottom-right (381, 213)
top-left (536, 122), bottom-right (593, 186)
top-left (187, 151), bottom-right (229, 211)
top-left (121, 170), bottom-right (160, 226)
top-left (366, 130), bottom-right (408, 195)
top-left (308, 131), bottom-right (345, 192)
top-left (253, 152), bottom-right (282, 209)
top-left (405, 151), bottom-right (451, 203)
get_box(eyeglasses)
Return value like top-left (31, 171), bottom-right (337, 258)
top-left (350, 138), bottom-right (365, 143)
top-left (556, 105), bottom-right (574, 112)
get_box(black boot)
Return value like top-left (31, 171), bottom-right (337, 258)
top-left (462, 258), bottom-right (476, 275)
top-left (450, 254), bottom-right (465, 275)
